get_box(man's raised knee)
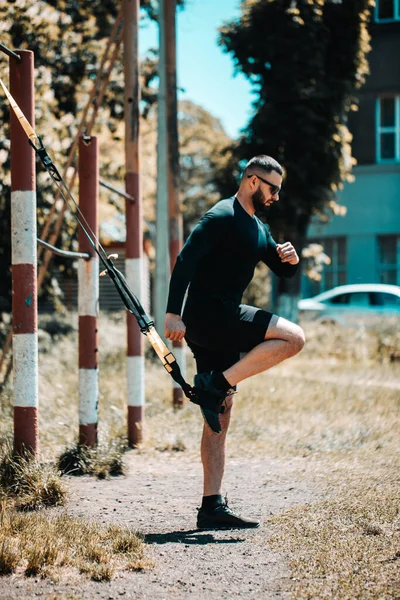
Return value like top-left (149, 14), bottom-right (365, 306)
top-left (289, 325), bottom-right (305, 356)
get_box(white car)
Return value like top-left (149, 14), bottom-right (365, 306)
top-left (298, 283), bottom-right (400, 326)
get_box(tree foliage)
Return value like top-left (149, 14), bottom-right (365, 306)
top-left (101, 100), bottom-right (233, 243)
top-left (218, 0), bottom-right (373, 254)
top-left (178, 101), bottom-right (233, 237)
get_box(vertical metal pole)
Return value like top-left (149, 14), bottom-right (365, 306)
top-left (78, 136), bottom-right (99, 448)
top-left (10, 50), bottom-right (39, 456)
top-left (155, 0), bottom-right (170, 333)
top-left (165, 0), bottom-right (184, 407)
top-left (123, 0), bottom-right (144, 447)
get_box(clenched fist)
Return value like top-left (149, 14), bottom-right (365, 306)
top-left (276, 242), bottom-right (299, 265)
top-left (164, 313), bottom-right (186, 343)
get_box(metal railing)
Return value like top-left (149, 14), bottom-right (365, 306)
top-left (37, 238), bottom-right (90, 260)
top-left (0, 43), bottom-right (21, 62)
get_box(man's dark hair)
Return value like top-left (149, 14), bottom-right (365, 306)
top-left (243, 155), bottom-right (283, 177)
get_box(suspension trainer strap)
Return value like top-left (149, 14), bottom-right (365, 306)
top-left (0, 76), bottom-right (195, 401)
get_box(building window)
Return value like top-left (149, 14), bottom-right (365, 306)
top-left (375, 0), bottom-right (400, 21)
top-left (308, 237), bottom-right (347, 295)
top-left (378, 235), bottom-right (400, 285)
top-left (376, 97), bottom-right (400, 162)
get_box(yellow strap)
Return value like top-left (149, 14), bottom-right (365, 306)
top-left (146, 326), bottom-right (175, 372)
top-left (0, 77), bottom-right (38, 143)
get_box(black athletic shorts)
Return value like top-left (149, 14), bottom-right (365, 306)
top-left (182, 295), bottom-right (274, 374)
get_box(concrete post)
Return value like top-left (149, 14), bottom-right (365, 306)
top-left (10, 50), bottom-right (39, 456)
top-left (78, 136), bottom-right (99, 447)
top-left (123, 0), bottom-right (145, 447)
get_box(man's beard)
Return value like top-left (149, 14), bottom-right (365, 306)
top-left (251, 187), bottom-right (270, 217)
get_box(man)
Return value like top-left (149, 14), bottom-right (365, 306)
top-left (164, 155), bottom-right (305, 530)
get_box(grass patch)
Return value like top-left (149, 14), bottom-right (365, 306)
top-left (0, 442), bottom-right (66, 511)
top-left (0, 537), bottom-right (19, 575)
top-left (58, 437), bottom-right (126, 479)
top-left (268, 479), bottom-right (400, 599)
top-left (302, 318), bottom-right (400, 364)
top-left (0, 505), bottom-right (152, 580)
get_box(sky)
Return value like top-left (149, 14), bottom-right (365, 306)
top-left (139, 0), bottom-right (254, 139)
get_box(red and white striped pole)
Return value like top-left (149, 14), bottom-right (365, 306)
top-left (123, 0), bottom-right (144, 447)
top-left (78, 136), bottom-right (99, 447)
top-left (10, 50), bottom-right (39, 456)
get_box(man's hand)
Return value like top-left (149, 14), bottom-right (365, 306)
top-left (276, 242), bottom-right (299, 265)
top-left (164, 313), bottom-right (186, 343)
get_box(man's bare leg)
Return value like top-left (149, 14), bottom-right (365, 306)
top-left (197, 316), bottom-right (303, 528)
top-left (198, 394), bottom-right (260, 528)
top-left (201, 396), bottom-right (233, 496)
top-left (223, 315), bottom-right (305, 388)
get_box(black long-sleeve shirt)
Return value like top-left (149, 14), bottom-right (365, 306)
top-left (167, 197), bottom-right (298, 315)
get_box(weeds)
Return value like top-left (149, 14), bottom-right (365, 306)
top-left (0, 540), bottom-right (19, 575)
top-left (25, 539), bottom-right (60, 577)
top-left (302, 318), bottom-right (400, 364)
top-left (0, 443), bottom-right (147, 581)
top-left (80, 561), bottom-right (115, 582)
top-left (108, 524), bottom-right (145, 555)
top-left (0, 506), bottom-right (151, 580)
top-left (0, 442), bottom-right (66, 510)
top-left (58, 436), bottom-right (126, 479)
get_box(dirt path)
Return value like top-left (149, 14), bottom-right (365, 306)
top-left (2, 452), bottom-right (321, 600)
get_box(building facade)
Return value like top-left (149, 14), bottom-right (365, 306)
top-left (303, 1), bottom-right (400, 297)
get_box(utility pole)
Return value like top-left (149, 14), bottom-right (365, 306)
top-left (156, 0), bottom-right (185, 407)
top-left (123, 0), bottom-right (144, 446)
top-left (165, 0), bottom-right (184, 407)
top-left (155, 0), bottom-right (170, 334)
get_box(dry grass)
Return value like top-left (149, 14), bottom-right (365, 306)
top-left (58, 437), bottom-right (126, 479)
top-left (1, 312), bottom-right (399, 596)
top-left (302, 316), bottom-right (400, 364)
top-left (0, 442), bottom-right (67, 511)
top-left (0, 425), bottom-right (150, 582)
top-left (268, 481), bottom-right (400, 599)
top-left (0, 503), bottom-right (152, 580)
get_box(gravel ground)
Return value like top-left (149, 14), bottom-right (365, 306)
top-left (1, 452), bottom-right (321, 600)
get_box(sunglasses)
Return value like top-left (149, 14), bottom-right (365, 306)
top-left (248, 174), bottom-right (281, 196)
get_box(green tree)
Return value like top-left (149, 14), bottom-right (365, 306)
top-left (178, 100), bottom-right (233, 237)
top-left (218, 0), bottom-right (373, 317)
top-left (103, 100), bottom-right (233, 242)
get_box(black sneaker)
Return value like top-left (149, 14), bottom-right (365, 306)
top-left (197, 499), bottom-right (260, 530)
top-left (199, 407), bottom-right (222, 435)
top-left (191, 372), bottom-right (226, 435)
